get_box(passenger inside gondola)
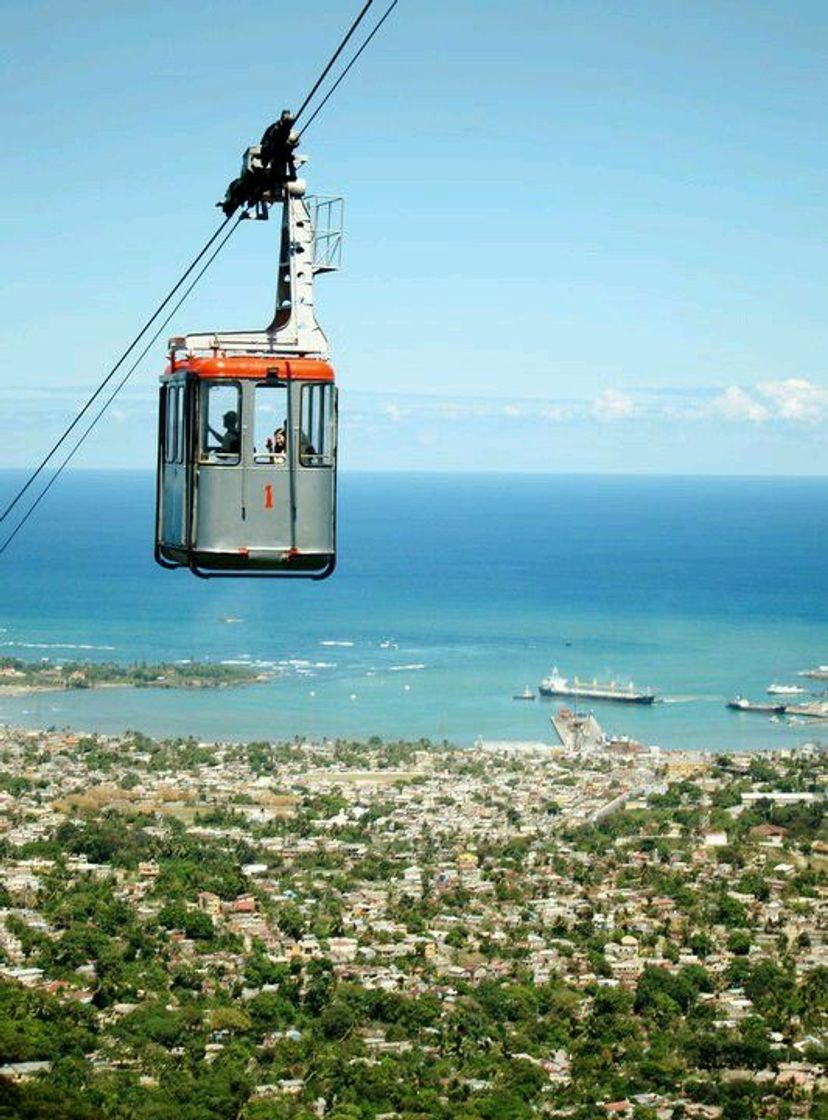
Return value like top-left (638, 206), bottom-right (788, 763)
top-left (203, 383), bottom-right (242, 461)
top-left (265, 427), bottom-right (287, 463)
top-left (208, 410), bottom-right (241, 455)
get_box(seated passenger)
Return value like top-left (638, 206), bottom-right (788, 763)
top-left (208, 410), bottom-right (240, 455)
top-left (265, 427), bottom-right (287, 463)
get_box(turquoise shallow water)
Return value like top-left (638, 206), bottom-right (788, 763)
top-left (0, 470), bottom-right (826, 750)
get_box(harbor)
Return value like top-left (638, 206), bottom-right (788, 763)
top-left (3, 473), bottom-right (828, 754)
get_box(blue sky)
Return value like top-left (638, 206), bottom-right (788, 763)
top-left (3, 0), bottom-right (828, 472)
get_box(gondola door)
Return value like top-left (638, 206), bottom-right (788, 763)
top-left (157, 378), bottom-right (191, 561)
top-left (240, 378), bottom-right (294, 564)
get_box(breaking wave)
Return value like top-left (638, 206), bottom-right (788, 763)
top-left (0, 641), bottom-right (117, 652)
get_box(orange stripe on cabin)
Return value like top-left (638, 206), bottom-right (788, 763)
top-left (165, 356), bottom-right (334, 382)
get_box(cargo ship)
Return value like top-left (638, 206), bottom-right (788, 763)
top-left (727, 696), bottom-right (787, 714)
top-left (538, 668), bottom-right (656, 705)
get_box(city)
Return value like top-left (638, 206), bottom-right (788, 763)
top-left (0, 724), bottom-right (824, 1118)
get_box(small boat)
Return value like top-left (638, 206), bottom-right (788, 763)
top-left (767, 682), bottom-right (806, 696)
top-left (513, 686), bottom-right (535, 701)
top-left (727, 696), bottom-right (787, 714)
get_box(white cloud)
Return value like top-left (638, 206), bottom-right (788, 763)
top-left (352, 382), bottom-right (828, 436)
top-left (436, 403), bottom-right (472, 421)
top-left (710, 386), bottom-right (769, 423)
top-left (383, 403), bottom-right (410, 423)
top-left (591, 388), bottom-right (635, 422)
top-left (757, 378), bottom-right (828, 423)
top-left (541, 404), bottom-right (574, 423)
top-left (660, 404), bottom-right (706, 422)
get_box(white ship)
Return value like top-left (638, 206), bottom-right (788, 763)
top-left (767, 682), bottom-right (806, 696)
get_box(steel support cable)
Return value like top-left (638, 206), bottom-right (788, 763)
top-left (299, 0), bottom-right (400, 136)
top-left (0, 212), bottom-right (235, 527)
top-left (293, 0), bottom-right (376, 124)
top-left (0, 217), bottom-right (244, 559)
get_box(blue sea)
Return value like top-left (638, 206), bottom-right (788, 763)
top-left (0, 470), bottom-right (827, 751)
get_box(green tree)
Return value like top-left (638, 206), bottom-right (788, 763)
top-left (727, 930), bottom-right (752, 956)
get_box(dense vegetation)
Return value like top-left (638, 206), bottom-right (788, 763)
top-left (0, 657), bottom-right (265, 690)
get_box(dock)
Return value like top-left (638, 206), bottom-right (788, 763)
top-left (800, 667), bottom-right (828, 681)
top-left (551, 708), bottom-right (606, 751)
top-left (785, 701), bottom-right (828, 719)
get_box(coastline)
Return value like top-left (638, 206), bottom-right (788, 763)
top-left (0, 659), bottom-right (269, 699)
top-left (0, 680), bottom-right (262, 697)
top-left (0, 705), bottom-right (815, 754)
top-left (0, 682), bottom-right (131, 697)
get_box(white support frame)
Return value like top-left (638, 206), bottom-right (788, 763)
top-left (170, 153), bottom-right (342, 361)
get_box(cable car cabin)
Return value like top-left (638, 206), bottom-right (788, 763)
top-left (156, 352), bottom-right (337, 578)
top-left (155, 138), bottom-right (343, 579)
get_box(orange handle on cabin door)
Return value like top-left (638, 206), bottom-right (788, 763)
top-left (264, 484), bottom-right (273, 510)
